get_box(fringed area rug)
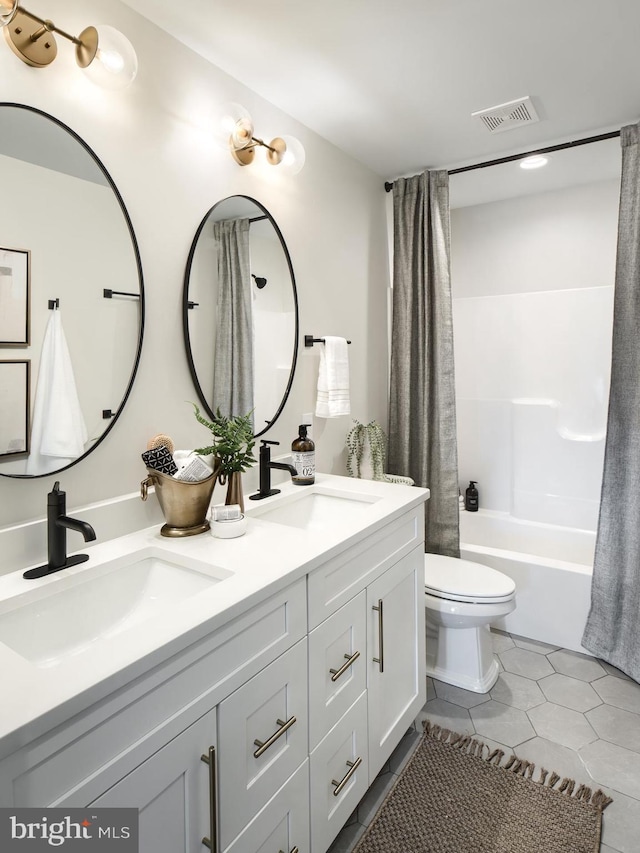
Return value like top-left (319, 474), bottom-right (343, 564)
top-left (353, 721), bottom-right (612, 853)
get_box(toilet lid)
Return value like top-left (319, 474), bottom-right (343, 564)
top-left (425, 555), bottom-right (516, 603)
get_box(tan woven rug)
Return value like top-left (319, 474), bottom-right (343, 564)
top-left (353, 721), bottom-right (612, 853)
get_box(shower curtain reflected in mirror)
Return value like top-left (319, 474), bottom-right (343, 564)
top-left (212, 219), bottom-right (254, 427)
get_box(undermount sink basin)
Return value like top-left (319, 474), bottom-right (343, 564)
top-left (0, 550), bottom-right (232, 668)
top-left (249, 488), bottom-right (381, 531)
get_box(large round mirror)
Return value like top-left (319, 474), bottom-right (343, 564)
top-left (0, 104), bottom-right (144, 478)
top-left (183, 196), bottom-right (298, 436)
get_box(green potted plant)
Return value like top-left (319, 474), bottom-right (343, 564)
top-left (192, 404), bottom-right (256, 510)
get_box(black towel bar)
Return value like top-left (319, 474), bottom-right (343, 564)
top-left (103, 289), bottom-right (141, 300)
top-left (304, 335), bottom-right (351, 347)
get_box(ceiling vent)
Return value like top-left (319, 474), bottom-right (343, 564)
top-left (472, 97), bottom-right (540, 134)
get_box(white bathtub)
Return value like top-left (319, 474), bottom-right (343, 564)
top-left (459, 509), bottom-right (595, 654)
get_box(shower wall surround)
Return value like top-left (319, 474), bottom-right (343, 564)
top-left (0, 0), bottom-right (389, 536)
top-left (451, 178), bottom-right (619, 531)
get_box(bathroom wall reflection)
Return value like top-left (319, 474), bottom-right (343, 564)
top-left (0, 105), bottom-right (143, 478)
top-left (450, 137), bottom-right (620, 530)
top-left (184, 196), bottom-right (298, 436)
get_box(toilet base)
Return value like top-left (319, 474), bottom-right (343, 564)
top-left (426, 620), bottom-right (500, 693)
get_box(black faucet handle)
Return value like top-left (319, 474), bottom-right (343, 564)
top-left (48, 481), bottom-right (65, 509)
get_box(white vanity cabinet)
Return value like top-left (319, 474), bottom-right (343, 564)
top-left (89, 708), bottom-right (215, 853)
top-left (0, 577), bottom-right (308, 853)
top-left (306, 505), bottom-right (426, 851)
top-left (217, 638), bottom-right (309, 851)
top-left (367, 545), bottom-right (424, 779)
top-left (0, 485), bottom-right (427, 853)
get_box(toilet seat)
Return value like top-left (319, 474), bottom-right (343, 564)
top-left (425, 554), bottom-right (516, 604)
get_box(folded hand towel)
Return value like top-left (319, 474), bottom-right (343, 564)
top-left (26, 310), bottom-right (88, 474)
top-left (315, 336), bottom-right (351, 418)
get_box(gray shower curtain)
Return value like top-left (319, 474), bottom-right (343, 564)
top-left (213, 218), bottom-right (254, 424)
top-left (388, 171), bottom-right (460, 556)
top-left (582, 124), bottom-right (640, 681)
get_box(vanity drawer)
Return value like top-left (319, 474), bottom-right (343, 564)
top-left (217, 638), bottom-right (309, 852)
top-left (307, 506), bottom-right (423, 629)
top-left (308, 591), bottom-right (366, 750)
top-left (309, 691), bottom-right (369, 853)
top-left (223, 759), bottom-right (310, 853)
top-left (0, 579), bottom-right (306, 808)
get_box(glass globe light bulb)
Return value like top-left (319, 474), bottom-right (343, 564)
top-left (0, 0), bottom-right (18, 27)
top-left (278, 135), bottom-right (306, 175)
top-left (81, 25), bottom-right (138, 90)
top-left (213, 103), bottom-right (254, 151)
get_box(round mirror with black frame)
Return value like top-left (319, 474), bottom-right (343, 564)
top-left (0, 103), bottom-right (144, 478)
top-left (183, 196), bottom-right (299, 438)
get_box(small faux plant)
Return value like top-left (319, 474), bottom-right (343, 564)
top-left (192, 404), bottom-right (256, 476)
top-left (345, 419), bottom-right (387, 480)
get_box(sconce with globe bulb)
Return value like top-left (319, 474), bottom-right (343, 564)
top-left (215, 102), bottom-right (306, 176)
top-left (0, 1), bottom-right (137, 90)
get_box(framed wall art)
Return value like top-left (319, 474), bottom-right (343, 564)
top-left (0, 246), bottom-right (31, 345)
top-left (0, 360), bottom-right (30, 457)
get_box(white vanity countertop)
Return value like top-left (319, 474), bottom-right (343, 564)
top-left (0, 474), bottom-right (428, 759)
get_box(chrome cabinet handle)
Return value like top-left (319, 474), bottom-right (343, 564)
top-left (200, 746), bottom-right (217, 851)
top-left (329, 650), bottom-right (361, 682)
top-left (372, 598), bottom-right (384, 672)
top-left (253, 716), bottom-right (297, 758)
top-left (331, 757), bottom-right (363, 797)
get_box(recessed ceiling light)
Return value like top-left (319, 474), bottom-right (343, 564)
top-left (520, 155), bottom-right (549, 170)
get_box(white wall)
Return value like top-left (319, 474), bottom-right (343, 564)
top-left (251, 221), bottom-right (296, 431)
top-left (0, 0), bottom-right (389, 559)
top-left (451, 179), bottom-right (618, 530)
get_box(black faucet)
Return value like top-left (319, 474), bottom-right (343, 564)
top-left (23, 482), bottom-right (97, 580)
top-left (249, 440), bottom-right (298, 501)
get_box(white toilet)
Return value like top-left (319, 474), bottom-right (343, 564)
top-left (424, 554), bottom-right (516, 693)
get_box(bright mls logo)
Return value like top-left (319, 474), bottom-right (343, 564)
top-left (0, 809), bottom-right (138, 850)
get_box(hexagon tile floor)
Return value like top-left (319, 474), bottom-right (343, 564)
top-left (328, 629), bottom-right (640, 853)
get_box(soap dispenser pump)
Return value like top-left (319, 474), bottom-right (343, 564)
top-left (465, 481), bottom-right (479, 512)
top-left (291, 424), bottom-right (315, 485)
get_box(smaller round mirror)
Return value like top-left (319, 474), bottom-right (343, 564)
top-left (183, 196), bottom-right (299, 436)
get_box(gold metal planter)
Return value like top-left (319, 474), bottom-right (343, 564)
top-left (140, 464), bottom-right (219, 537)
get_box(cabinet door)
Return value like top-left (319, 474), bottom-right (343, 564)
top-left (367, 546), bottom-right (425, 781)
top-left (224, 760), bottom-right (310, 853)
top-left (90, 708), bottom-right (215, 853)
top-left (308, 591), bottom-right (366, 750)
top-left (217, 639), bottom-right (308, 851)
top-left (309, 692), bottom-right (369, 853)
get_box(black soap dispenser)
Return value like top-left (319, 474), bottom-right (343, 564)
top-left (465, 481), bottom-right (479, 512)
top-left (291, 424), bottom-right (315, 485)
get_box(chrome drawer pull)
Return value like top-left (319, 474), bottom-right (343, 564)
top-left (329, 650), bottom-right (361, 682)
top-left (200, 746), bottom-right (217, 851)
top-left (331, 756), bottom-right (362, 797)
top-left (372, 598), bottom-right (384, 672)
top-left (253, 715), bottom-right (297, 758)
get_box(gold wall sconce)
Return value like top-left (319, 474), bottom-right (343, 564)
top-left (0, 0), bottom-right (138, 89)
top-left (216, 103), bottom-right (306, 175)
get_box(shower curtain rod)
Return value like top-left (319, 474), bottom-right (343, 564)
top-left (383, 129), bottom-right (621, 192)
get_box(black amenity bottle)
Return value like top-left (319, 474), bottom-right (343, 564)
top-left (465, 480), bottom-right (479, 512)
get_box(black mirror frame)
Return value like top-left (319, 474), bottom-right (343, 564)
top-left (0, 102), bottom-right (145, 479)
top-left (182, 195), bottom-right (299, 439)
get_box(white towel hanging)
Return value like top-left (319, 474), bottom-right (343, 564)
top-left (26, 309), bottom-right (88, 475)
top-left (315, 336), bottom-right (351, 418)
